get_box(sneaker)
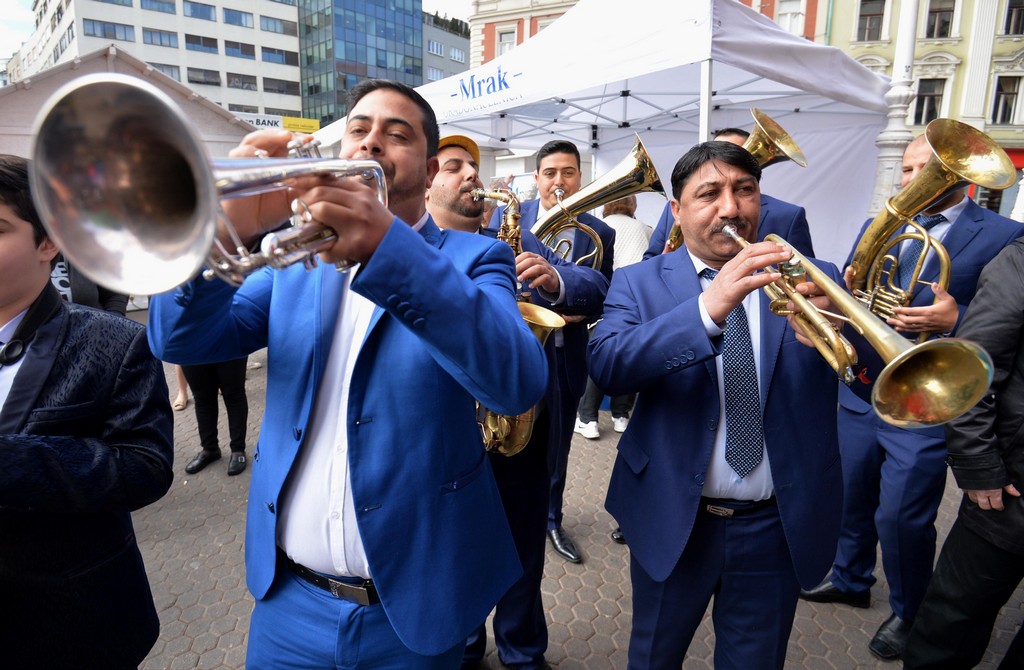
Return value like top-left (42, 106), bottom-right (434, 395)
top-left (574, 417), bottom-right (600, 439)
top-left (613, 416), bottom-right (629, 433)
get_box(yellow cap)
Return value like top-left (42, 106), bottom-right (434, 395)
top-left (438, 134), bottom-right (480, 164)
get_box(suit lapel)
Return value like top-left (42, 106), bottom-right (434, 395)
top-left (0, 306), bottom-right (65, 433)
top-left (919, 200), bottom-right (982, 284)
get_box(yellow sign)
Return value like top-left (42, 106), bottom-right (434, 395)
top-left (283, 116), bottom-right (321, 133)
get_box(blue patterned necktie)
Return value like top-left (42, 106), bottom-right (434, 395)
top-left (897, 213), bottom-right (946, 287)
top-left (701, 269), bottom-right (764, 478)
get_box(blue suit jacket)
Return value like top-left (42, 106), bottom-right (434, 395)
top-left (149, 217), bottom-right (549, 655)
top-left (1, 300), bottom-right (174, 667)
top-left (644, 194), bottom-right (815, 260)
top-left (589, 249), bottom-right (842, 588)
top-left (840, 198), bottom-right (1024, 421)
top-left (489, 199), bottom-right (614, 398)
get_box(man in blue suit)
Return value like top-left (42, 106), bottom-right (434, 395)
top-left (149, 81), bottom-right (549, 669)
top-left (427, 134), bottom-right (608, 670)
top-left (589, 141), bottom-right (843, 669)
top-left (488, 140), bottom-right (615, 565)
top-left (644, 127), bottom-right (815, 260)
top-left (800, 132), bottom-right (1024, 661)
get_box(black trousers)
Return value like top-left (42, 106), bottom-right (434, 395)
top-left (577, 375), bottom-right (636, 423)
top-left (182, 358), bottom-right (249, 454)
top-left (904, 520), bottom-right (1024, 670)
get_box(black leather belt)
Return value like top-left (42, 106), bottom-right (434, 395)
top-left (700, 496), bottom-right (777, 518)
top-left (280, 550), bottom-right (379, 606)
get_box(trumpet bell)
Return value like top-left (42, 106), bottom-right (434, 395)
top-left (30, 73), bottom-right (216, 296)
top-left (518, 302), bottom-right (566, 345)
top-left (746, 108), bottom-right (807, 169)
top-left (873, 338), bottom-right (994, 428)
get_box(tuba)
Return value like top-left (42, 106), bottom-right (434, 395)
top-left (722, 224), bottom-right (993, 428)
top-left (846, 118), bottom-right (1017, 342)
top-left (29, 73), bottom-right (387, 295)
top-left (664, 108), bottom-right (807, 254)
top-left (533, 135), bottom-right (665, 269)
top-left (472, 189), bottom-right (565, 457)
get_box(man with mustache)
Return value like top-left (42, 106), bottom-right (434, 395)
top-left (589, 140), bottom-right (844, 668)
top-left (149, 81), bottom-right (549, 669)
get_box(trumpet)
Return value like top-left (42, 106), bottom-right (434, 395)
top-left (722, 225), bottom-right (993, 428)
top-left (29, 73), bottom-right (387, 295)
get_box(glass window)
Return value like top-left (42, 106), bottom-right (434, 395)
top-left (914, 78), bottom-right (944, 125)
top-left (925, 0), bottom-right (954, 38)
top-left (225, 40), bottom-right (255, 59)
top-left (264, 77), bottom-right (300, 95)
top-left (267, 0), bottom-right (295, 5)
top-left (185, 33), bottom-right (218, 53)
top-left (450, 47), bottom-right (465, 63)
top-left (498, 30), bottom-right (515, 55)
top-left (427, 39), bottom-right (443, 56)
top-left (858, 0), bottom-right (883, 41)
top-left (992, 76), bottom-right (1020, 124)
top-left (227, 72), bottom-right (258, 90)
top-left (229, 103), bottom-right (259, 113)
top-left (143, 27), bottom-right (178, 47)
top-left (260, 15), bottom-right (297, 36)
top-left (141, 0), bottom-right (175, 13)
top-left (83, 19), bottom-right (135, 41)
top-left (223, 8), bottom-right (253, 28)
top-left (262, 46), bottom-right (299, 66)
top-left (183, 0), bottom-right (215, 21)
top-left (186, 67), bottom-right (220, 86)
top-left (1007, 0), bottom-right (1024, 34)
top-left (777, 0), bottom-right (805, 36)
top-left (427, 66), bottom-right (443, 80)
top-left (265, 107), bottom-right (301, 117)
top-left (95, 0), bottom-right (132, 6)
top-left (148, 62), bottom-right (180, 80)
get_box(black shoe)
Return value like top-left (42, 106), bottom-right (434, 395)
top-left (548, 527), bottom-right (582, 564)
top-left (610, 527), bottom-right (626, 545)
top-left (869, 612), bottom-right (912, 660)
top-left (184, 449), bottom-right (221, 474)
top-left (799, 576), bottom-right (871, 608)
top-left (227, 452), bottom-right (247, 476)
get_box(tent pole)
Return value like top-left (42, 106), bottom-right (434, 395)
top-left (700, 59), bottom-right (712, 142)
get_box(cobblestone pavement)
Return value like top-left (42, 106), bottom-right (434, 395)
top-left (135, 348), bottom-right (1024, 669)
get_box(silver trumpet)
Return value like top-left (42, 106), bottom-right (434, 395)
top-left (29, 73), bottom-right (387, 295)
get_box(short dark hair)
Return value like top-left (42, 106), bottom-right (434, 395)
top-left (346, 79), bottom-right (439, 159)
top-left (536, 140), bottom-right (580, 171)
top-left (711, 127), bottom-right (750, 141)
top-left (602, 194), bottom-right (636, 217)
top-left (670, 141), bottom-right (761, 201)
top-left (0, 154), bottom-right (46, 246)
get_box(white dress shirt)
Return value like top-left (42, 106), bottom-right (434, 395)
top-left (692, 251), bottom-right (775, 501)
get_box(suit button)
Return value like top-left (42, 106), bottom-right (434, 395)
top-left (707, 420), bottom-right (717, 430)
top-left (405, 309), bottom-right (421, 321)
top-left (694, 474), bottom-right (704, 485)
top-left (412, 318), bottom-right (426, 329)
top-left (293, 427), bottom-right (303, 440)
top-left (266, 502), bottom-right (275, 513)
top-left (686, 351), bottom-right (695, 360)
top-left (664, 361), bottom-right (673, 370)
top-left (671, 357), bottom-right (680, 367)
top-left (397, 301), bottom-right (411, 311)
top-left (386, 295), bottom-right (400, 308)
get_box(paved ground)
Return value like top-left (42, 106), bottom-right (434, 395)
top-left (134, 343), bottom-right (1024, 669)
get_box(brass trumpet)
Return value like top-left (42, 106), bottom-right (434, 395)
top-left (664, 108), bottom-right (806, 254)
top-left (29, 73), bottom-right (387, 295)
top-left (723, 225), bottom-right (993, 428)
top-left (847, 118), bottom-right (1017, 342)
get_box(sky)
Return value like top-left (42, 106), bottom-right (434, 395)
top-left (1, 0), bottom-right (475, 61)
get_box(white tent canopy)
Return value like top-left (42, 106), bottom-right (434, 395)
top-left (319, 0), bottom-right (892, 265)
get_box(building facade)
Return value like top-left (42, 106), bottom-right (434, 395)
top-left (469, 0), bottom-right (575, 66)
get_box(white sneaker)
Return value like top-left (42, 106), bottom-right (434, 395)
top-left (574, 418), bottom-right (600, 439)
top-left (613, 416), bottom-right (629, 433)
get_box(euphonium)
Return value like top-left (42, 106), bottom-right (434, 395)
top-left (472, 188), bottom-right (565, 457)
top-left (722, 224), bottom-right (993, 428)
top-left (847, 118), bottom-right (1017, 342)
top-left (533, 135), bottom-right (665, 269)
top-left (664, 108), bottom-right (807, 254)
top-left (29, 73), bottom-right (387, 295)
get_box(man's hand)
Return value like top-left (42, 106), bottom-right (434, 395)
top-left (516, 252), bottom-right (560, 294)
top-left (888, 283), bottom-right (958, 335)
top-left (702, 241), bottom-right (788, 325)
top-left (966, 484), bottom-right (1021, 511)
top-left (299, 176), bottom-right (396, 266)
top-left (785, 280), bottom-right (841, 349)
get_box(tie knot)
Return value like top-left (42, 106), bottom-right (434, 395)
top-left (914, 213), bottom-right (946, 230)
top-left (700, 268), bottom-right (719, 281)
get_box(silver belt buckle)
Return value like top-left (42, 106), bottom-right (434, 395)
top-left (328, 579), bottom-right (371, 606)
top-left (705, 504), bottom-right (735, 517)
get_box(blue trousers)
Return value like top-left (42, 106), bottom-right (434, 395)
top-left (247, 567), bottom-right (464, 669)
top-left (832, 405), bottom-right (947, 621)
top-left (627, 504), bottom-right (800, 670)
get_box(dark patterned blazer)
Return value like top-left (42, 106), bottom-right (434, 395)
top-left (0, 297), bottom-right (174, 669)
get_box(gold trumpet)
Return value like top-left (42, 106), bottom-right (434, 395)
top-left (29, 73), bottom-right (387, 295)
top-left (847, 118), bottom-right (1017, 342)
top-left (722, 224), bottom-right (993, 428)
top-left (472, 188), bottom-right (565, 457)
top-left (533, 135), bottom-right (665, 269)
top-left (664, 108), bottom-right (807, 254)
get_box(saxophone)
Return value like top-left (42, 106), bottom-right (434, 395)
top-left (472, 188), bottom-right (565, 457)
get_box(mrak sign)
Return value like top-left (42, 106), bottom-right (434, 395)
top-left (439, 65), bottom-right (525, 120)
